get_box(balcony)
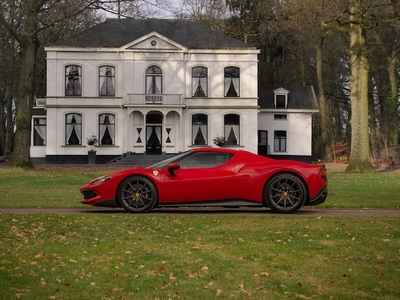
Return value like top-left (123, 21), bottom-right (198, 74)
top-left (126, 94), bottom-right (182, 106)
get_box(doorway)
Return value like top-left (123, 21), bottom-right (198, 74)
top-left (146, 113), bottom-right (162, 154)
top-left (258, 130), bottom-right (268, 155)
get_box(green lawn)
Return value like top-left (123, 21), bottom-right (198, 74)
top-left (0, 214), bottom-right (399, 299)
top-left (0, 166), bottom-right (399, 299)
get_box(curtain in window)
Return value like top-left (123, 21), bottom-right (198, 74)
top-left (99, 66), bottom-right (115, 96)
top-left (99, 114), bottom-right (115, 145)
top-left (34, 119), bottom-right (46, 145)
top-left (224, 67), bottom-right (239, 97)
top-left (66, 114), bottom-right (82, 144)
top-left (146, 127), bottom-right (161, 143)
top-left (224, 114), bottom-right (240, 145)
top-left (146, 66), bottom-right (162, 97)
top-left (225, 125), bottom-right (239, 145)
top-left (65, 65), bottom-right (81, 96)
top-left (192, 67), bottom-right (207, 97)
top-left (146, 76), bottom-right (162, 94)
top-left (192, 125), bottom-right (207, 145)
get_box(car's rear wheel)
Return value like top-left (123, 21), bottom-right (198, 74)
top-left (264, 173), bottom-right (306, 213)
top-left (118, 176), bottom-right (157, 213)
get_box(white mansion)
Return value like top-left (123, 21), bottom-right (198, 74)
top-left (31, 19), bottom-right (318, 164)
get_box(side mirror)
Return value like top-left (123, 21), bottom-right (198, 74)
top-left (167, 162), bottom-right (180, 177)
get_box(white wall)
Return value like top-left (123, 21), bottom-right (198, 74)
top-left (258, 112), bottom-right (313, 156)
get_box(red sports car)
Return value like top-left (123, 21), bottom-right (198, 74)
top-left (80, 148), bottom-right (328, 214)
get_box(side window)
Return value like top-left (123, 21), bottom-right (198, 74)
top-left (179, 152), bottom-right (233, 168)
top-left (33, 118), bottom-right (46, 146)
top-left (224, 67), bottom-right (240, 97)
top-left (192, 67), bottom-right (208, 97)
top-left (224, 114), bottom-right (240, 145)
top-left (192, 114), bottom-right (208, 145)
top-left (65, 65), bottom-right (82, 96)
top-left (274, 131), bottom-right (287, 152)
top-left (65, 113), bottom-right (82, 145)
top-left (99, 66), bottom-right (115, 96)
top-left (99, 113), bottom-right (115, 145)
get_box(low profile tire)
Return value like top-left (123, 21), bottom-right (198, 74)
top-left (118, 176), bottom-right (158, 213)
top-left (264, 173), bottom-right (306, 213)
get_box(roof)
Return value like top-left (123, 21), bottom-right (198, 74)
top-left (258, 85), bottom-right (318, 110)
top-left (48, 18), bottom-right (256, 50)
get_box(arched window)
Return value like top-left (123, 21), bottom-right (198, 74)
top-left (99, 113), bottom-right (115, 145)
top-left (65, 65), bottom-right (82, 96)
top-left (145, 66), bottom-right (162, 102)
top-left (224, 67), bottom-right (240, 97)
top-left (192, 114), bottom-right (208, 145)
top-left (192, 67), bottom-right (208, 97)
top-left (99, 66), bottom-right (115, 96)
top-left (65, 113), bottom-right (82, 145)
top-left (224, 114), bottom-right (240, 145)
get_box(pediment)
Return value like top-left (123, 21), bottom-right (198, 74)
top-left (124, 32), bottom-right (185, 51)
top-left (273, 87), bottom-right (289, 94)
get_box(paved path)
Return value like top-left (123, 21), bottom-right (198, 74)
top-left (1, 207), bottom-right (399, 217)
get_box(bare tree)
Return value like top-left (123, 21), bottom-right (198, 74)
top-left (0, 0), bottom-right (102, 167)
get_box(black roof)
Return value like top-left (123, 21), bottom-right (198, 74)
top-left (258, 85), bottom-right (318, 110)
top-left (49, 19), bottom-right (255, 50)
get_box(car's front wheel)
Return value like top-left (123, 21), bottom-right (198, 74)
top-left (264, 173), bottom-right (306, 213)
top-left (118, 176), bottom-right (158, 213)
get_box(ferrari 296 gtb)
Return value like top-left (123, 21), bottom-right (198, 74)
top-left (80, 148), bottom-right (328, 214)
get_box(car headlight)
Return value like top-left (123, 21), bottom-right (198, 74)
top-left (92, 176), bottom-right (113, 185)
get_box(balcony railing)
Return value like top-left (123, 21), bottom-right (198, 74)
top-left (126, 94), bottom-right (182, 105)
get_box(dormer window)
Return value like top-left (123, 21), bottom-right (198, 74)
top-left (274, 88), bottom-right (289, 108)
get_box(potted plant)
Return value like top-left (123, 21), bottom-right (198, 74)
top-left (86, 134), bottom-right (98, 164)
top-left (212, 135), bottom-right (228, 147)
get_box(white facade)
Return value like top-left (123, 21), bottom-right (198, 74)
top-left (31, 20), bottom-right (317, 164)
top-left (31, 29), bottom-right (260, 163)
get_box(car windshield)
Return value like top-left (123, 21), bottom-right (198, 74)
top-left (145, 151), bottom-right (191, 169)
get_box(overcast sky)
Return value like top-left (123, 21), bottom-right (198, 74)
top-left (148, 0), bottom-right (182, 18)
top-left (102, 0), bottom-right (185, 19)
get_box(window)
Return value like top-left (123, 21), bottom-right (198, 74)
top-left (99, 113), bottom-right (115, 145)
top-left (274, 131), bottom-right (286, 152)
top-left (224, 67), bottom-right (240, 97)
top-left (65, 113), bottom-right (82, 145)
top-left (99, 66), bottom-right (115, 96)
top-left (179, 152), bottom-right (233, 168)
top-left (275, 95), bottom-right (286, 108)
top-left (145, 66), bottom-right (162, 102)
top-left (224, 114), bottom-right (240, 145)
top-left (65, 65), bottom-right (82, 96)
top-left (274, 114), bottom-right (287, 119)
top-left (33, 118), bottom-right (46, 146)
top-left (192, 114), bottom-right (208, 145)
top-left (192, 67), bottom-right (208, 97)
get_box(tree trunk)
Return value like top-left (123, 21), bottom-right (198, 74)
top-left (316, 37), bottom-right (335, 162)
top-left (345, 0), bottom-right (374, 172)
top-left (5, 93), bottom-right (14, 156)
top-left (0, 95), bottom-right (5, 156)
top-left (8, 38), bottom-right (38, 168)
top-left (387, 51), bottom-right (399, 146)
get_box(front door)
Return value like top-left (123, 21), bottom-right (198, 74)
top-left (258, 130), bottom-right (268, 155)
top-left (146, 126), bottom-right (162, 154)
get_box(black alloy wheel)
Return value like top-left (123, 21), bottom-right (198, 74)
top-left (264, 173), bottom-right (306, 213)
top-left (118, 176), bottom-right (158, 213)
